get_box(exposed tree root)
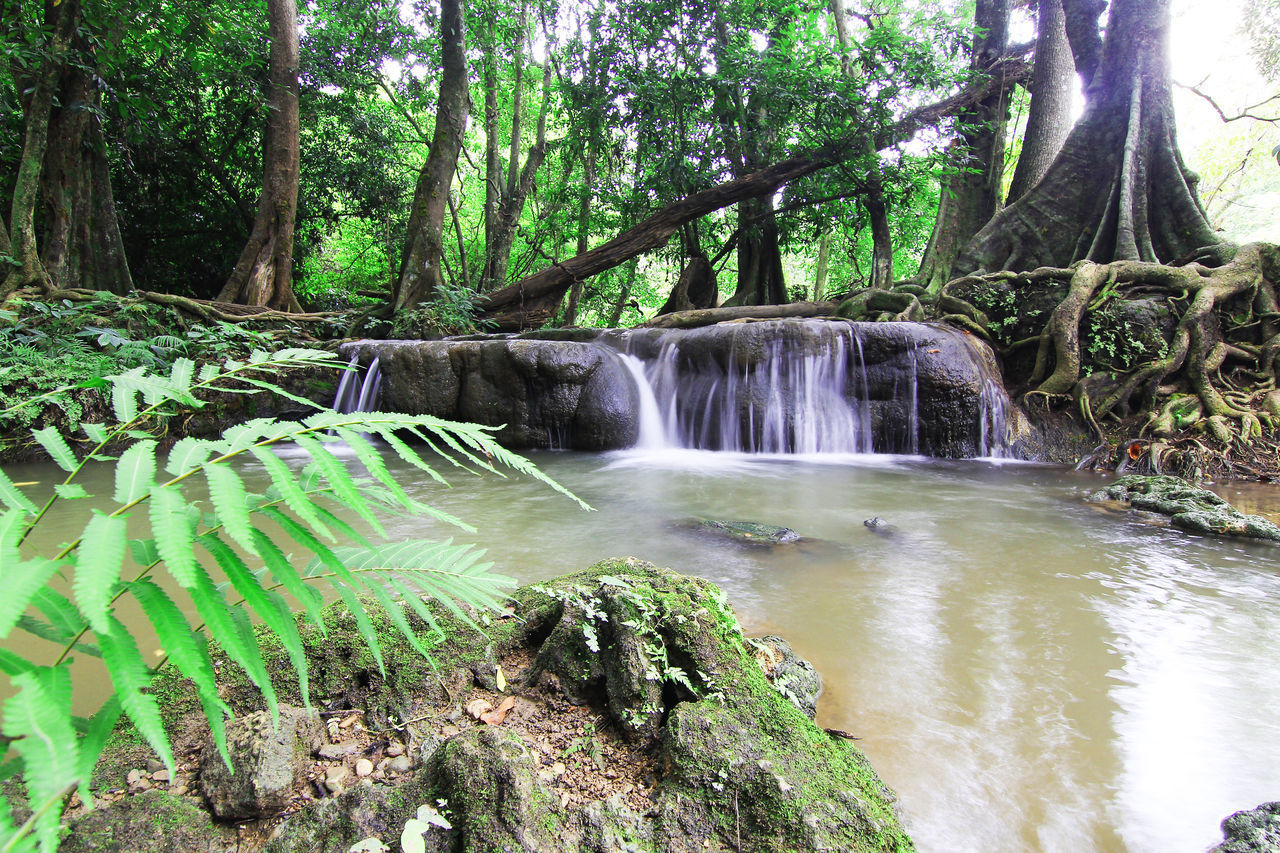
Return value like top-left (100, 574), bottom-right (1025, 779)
top-left (939, 242), bottom-right (1280, 479)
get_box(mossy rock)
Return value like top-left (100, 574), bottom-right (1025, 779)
top-left (676, 519), bottom-right (803, 547)
top-left (60, 791), bottom-right (232, 853)
top-left (1089, 475), bottom-right (1280, 542)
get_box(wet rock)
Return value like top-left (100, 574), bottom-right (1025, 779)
top-left (340, 339), bottom-right (640, 450)
top-left (266, 769), bottom-right (446, 853)
top-left (424, 726), bottom-right (568, 852)
top-left (1210, 802), bottom-right (1280, 852)
top-left (200, 705), bottom-right (321, 820)
top-left (862, 516), bottom-right (898, 537)
top-left (750, 635), bottom-right (823, 719)
top-left (676, 518), bottom-right (803, 547)
top-left (1089, 475), bottom-right (1280, 542)
top-left (60, 790), bottom-right (229, 853)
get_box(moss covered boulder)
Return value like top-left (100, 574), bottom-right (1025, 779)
top-left (1088, 475), bottom-right (1280, 541)
top-left (80, 560), bottom-right (912, 853)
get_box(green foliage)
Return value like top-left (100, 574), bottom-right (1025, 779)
top-left (0, 347), bottom-right (584, 851)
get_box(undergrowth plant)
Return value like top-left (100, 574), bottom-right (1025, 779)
top-left (0, 348), bottom-right (586, 852)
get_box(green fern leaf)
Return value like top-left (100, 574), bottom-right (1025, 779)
top-left (127, 537), bottom-right (160, 566)
top-left (292, 434), bottom-right (384, 536)
top-left (149, 485), bottom-right (197, 587)
top-left (168, 357), bottom-right (196, 394)
top-left (386, 576), bottom-right (444, 638)
top-left (53, 483), bottom-right (90, 500)
top-left (14, 616), bottom-right (99, 658)
top-left (380, 430), bottom-right (448, 485)
top-left (97, 617), bottom-right (173, 775)
top-left (356, 573), bottom-right (430, 659)
top-left (30, 589), bottom-right (89, 644)
top-left (74, 512), bottom-right (127, 634)
top-left (187, 563), bottom-right (278, 722)
top-left (201, 463), bottom-right (257, 555)
top-left (164, 437), bottom-right (216, 476)
top-left (238, 376), bottom-right (325, 410)
top-left (31, 426), bottom-right (77, 472)
top-left (76, 694), bottom-right (123, 806)
top-left (334, 427), bottom-right (414, 510)
top-left (198, 689), bottom-right (232, 771)
top-left (199, 533), bottom-right (310, 706)
top-left (0, 649), bottom-right (35, 675)
top-left (80, 422), bottom-right (109, 444)
top-left (0, 468), bottom-right (37, 515)
top-left (310, 505), bottom-right (379, 552)
top-left (1, 507), bottom-right (27, 554)
top-left (0, 559), bottom-right (62, 640)
top-left (3, 667), bottom-right (81, 852)
top-left (248, 447), bottom-right (331, 539)
top-left (249, 529), bottom-right (326, 629)
top-left (114, 440), bottom-right (157, 506)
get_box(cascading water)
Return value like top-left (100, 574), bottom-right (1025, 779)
top-left (977, 378), bottom-right (1011, 458)
top-left (618, 323), bottom-right (890, 453)
top-left (332, 356), bottom-right (383, 414)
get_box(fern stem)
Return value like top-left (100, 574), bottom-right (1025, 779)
top-left (1, 783), bottom-right (76, 853)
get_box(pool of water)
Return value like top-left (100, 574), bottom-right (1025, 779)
top-left (10, 448), bottom-right (1280, 852)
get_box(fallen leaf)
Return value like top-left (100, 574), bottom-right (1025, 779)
top-left (496, 664), bottom-right (506, 692)
top-left (480, 695), bottom-right (516, 726)
top-left (928, 348), bottom-right (940, 353)
top-left (465, 698), bottom-right (494, 720)
top-left (339, 711), bottom-right (364, 729)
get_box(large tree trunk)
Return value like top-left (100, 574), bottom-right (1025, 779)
top-left (2, 0), bottom-right (79, 299)
top-left (915, 0), bottom-right (1012, 291)
top-left (217, 0), bottom-right (301, 310)
top-left (393, 0), bottom-right (470, 312)
top-left (1006, 0), bottom-right (1075, 204)
top-left (956, 0), bottom-right (1217, 273)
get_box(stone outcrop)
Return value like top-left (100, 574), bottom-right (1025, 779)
top-left (200, 707), bottom-right (322, 819)
top-left (341, 338), bottom-right (640, 450)
top-left (1088, 475), bottom-right (1280, 542)
top-left (78, 561), bottom-right (914, 853)
top-left (1210, 802), bottom-right (1280, 853)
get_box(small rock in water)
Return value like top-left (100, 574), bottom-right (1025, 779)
top-left (862, 517), bottom-right (897, 537)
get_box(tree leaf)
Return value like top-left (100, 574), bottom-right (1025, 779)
top-left (3, 668), bottom-right (81, 851)
top-left (0, 467), bottom-right (37, 515)
top-left (149, 484), bottom-right (197, 587)
top-left (0, 559), bottom-right (62, 640)
top-left (201, 463), bottom-right (257, 555)
top-left (114, 440), bottom-right (157, 506)
top-left (74, 512), bottom-right (127, 634)
top-left (31, 426), bottom-right (77, 472)
top-left (96, 617), bottom-right (173, 776)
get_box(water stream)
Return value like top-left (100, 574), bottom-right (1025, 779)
top-left (10, 448), bottom-right (1280, 851)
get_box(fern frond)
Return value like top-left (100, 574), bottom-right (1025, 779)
top-left (330, 581), bottom-right (386, 675)
top-left (380, 430), bottom-right (449, 485)
top-left (164, 437), bottom-right (216, 477)
top-left (0, 649), bottom-right (35, 676)
top-left (201, 463), bottom-right (258, 555)
top-left (29, 590), bottom-right (89, 648)
top-left (0, 559), bottom-right (62, 640)
top-left (238, 376), bottom-right (325, 410)
top-left (113, 440), bottom-right (157, 506)
top-left (96, 618), bottom-right (172, 776)
top-left (0, 469), bottom-right (37, 516)
top-left (248, 447), bottom-right (331, 539)
top-left (187, 564), bottom-right (278, 722)
top-left (333, 427), bottom-right (414, 511)
top-left (292, 434), bottom-right (384, 536)
top-left (13, 617), bottom-right (99, 659)
top-left (168, 357), bottom-right (195, 393)
top-left (2, 668), bottom-right (80, 852)
top-left (249, 529), bottom-right (326, 629)
top-left (30, 427), bottom-right (77, 473)
top-left (76, 695), bottom-right (122, 806)
top-left (79, 422), bottom-right (109, 444)
top-left (149, 484), bottom-right (197, 588)
top-left (126, 580), bottom-right (229, 719)
top-left (73, 512), bottom-right (127, 634)
top-left (199, 533), bottom-right (309, 706)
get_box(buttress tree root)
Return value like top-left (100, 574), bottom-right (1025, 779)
top-left (943, 243), bottom-right (1280, 476)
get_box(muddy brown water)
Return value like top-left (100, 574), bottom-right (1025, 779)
top-left (8, 448), bottom-right (1280, 852)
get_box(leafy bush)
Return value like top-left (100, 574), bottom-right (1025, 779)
top-left (0, 348), bottom-right (585, 851)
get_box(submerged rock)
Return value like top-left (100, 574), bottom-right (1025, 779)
top-left (675, 518), bottom-right (804, 546)
top-left (1088, 475), bottom-right (1280, 542)
top-left (1210, 802), bottom-right (1280, 853)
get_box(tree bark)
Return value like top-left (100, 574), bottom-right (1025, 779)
top-left (914, 0), bottom-right (1012, 291)
top-left (217, 0), bottom-right (302, 311)
top-left (956, 0), bottom-right (1218, 274)
top-left (812, 232), bottom-right (831, 301)
top-left (2, 0), bottom-right (79, 298)
top-left (1006, 0), bottom-right (1075, 204)
top-left (392, 0), bottom-right (470, 312)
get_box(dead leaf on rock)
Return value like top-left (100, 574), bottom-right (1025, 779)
top-left (465, 698), bottom-right (494, 720)
top-left (480, 695), bottom-right (516, 726)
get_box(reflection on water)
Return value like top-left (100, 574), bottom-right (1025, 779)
top-left (11, 449), bottom-right (1280, 852)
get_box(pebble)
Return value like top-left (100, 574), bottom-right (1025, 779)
top-left (318, 741), bottom-right (359, 760)
top-left (126, 769), bottom-right (145, 786)
top-left (145, 759), bottom-right (164, 773)
top-left (324, 765), bottom-right (350, 794)
top-left (152, 769), bottom-right (171, 783)
top-left (388, 755), bottom-right (413, 774)
top-left (172, 785), bottom-right (189, 796)
top-left (550, 762), bottom-right (566, 777)
top-left (355, 758), bottom-right (374, 778)
top-left (386, 742), bottom-right (405, 757)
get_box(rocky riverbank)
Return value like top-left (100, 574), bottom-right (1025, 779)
top-left (63, 560), bottom-right (914, 852)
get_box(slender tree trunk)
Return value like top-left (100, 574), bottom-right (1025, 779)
top-left (564, 145), bottom-right (596, 325)
top-left (482, 15), bottom-right (501, 269)
top-left (393, 0), bottom-right (470, 311)
top-left (813, 232), bottom-right (830, 301)
top-left (915, 0), bottom-right (1012, 289)
top-left (217, 0), bottom-right (301, 310)
top-left (957, 0), bottom-right (1217, 273)
top-left (1006, 0), bottom-right (1075, 203)
top-left (607, 258), bottom-right (641, 326)
top-left (482, 59), bottom-right (550, 292)
top-left (2, 0), bottom-right (79, 298)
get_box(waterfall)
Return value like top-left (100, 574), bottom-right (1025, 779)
top-left (333, 356), bottom-right (383, 414)
top-left (977, 378), bottom-right (1011, 458)
top-left (616, 323), bottom-right (882, 454)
